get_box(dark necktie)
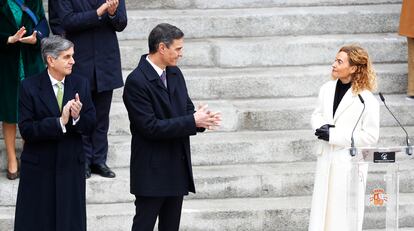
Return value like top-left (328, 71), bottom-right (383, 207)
top-left (160, 71), bottom-right (167, 88)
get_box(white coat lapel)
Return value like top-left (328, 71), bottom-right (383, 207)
top-left (333, 89), bottom-right (354, 122)
top-left (325, 81), bottom-right (336, 122)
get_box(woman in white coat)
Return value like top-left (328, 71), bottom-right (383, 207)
top-left (308, 45), bottom-right (380, 231)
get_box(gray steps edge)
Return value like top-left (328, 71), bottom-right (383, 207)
top-left (1, 194), bottom-right (414, 230)
top-left (2, 126), bottom-right (414, 171)
top-left (1, 159), bottom-right (414, 205)
top-left (108, 94), bottom-right (414, 134)
top-left (119, 4), bottom-right (400, 40)
top-left (119, 33), bottom-right (406, 69)
top-left (43, 1), bottom-right (402, 12)
top-left (113, 63), bottom-right (407, 101)
top-left (124, 0), bottom-right (402, 10)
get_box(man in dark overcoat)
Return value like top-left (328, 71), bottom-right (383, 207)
top-left (123, 23), bottom-right (221, 231)
top-left (14, 35), bottom-right (96, 231)
top-left (55, 0), bottom-right (127, 178)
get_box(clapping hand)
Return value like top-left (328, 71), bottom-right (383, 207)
top-left (7, 27), bottom-right (26, 44)
top-left (19, 31), bottom-right (37, 45)
top-left (194, 104), bottom-right (222, 130)
top-left (70, 93), bottom-right (83, 120)
top-left (107, 0), bottom-right (119, 16)
top-left (206, 111), bottom-right (222, 130)
top-left (97, 0), bottom-right (119, 16)
top-left (60, 100), bottom-right (73, 125)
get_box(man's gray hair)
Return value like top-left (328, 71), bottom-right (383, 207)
top-left (41, 35), bottom-right (74, 64)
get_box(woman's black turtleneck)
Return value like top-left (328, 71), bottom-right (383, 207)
top-left (333, 80), bottom-right (352, 117)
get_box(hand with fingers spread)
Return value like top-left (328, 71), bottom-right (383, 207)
top-left (194, 104), bottom-right (222, 130)
top-left (60, 100), bottom-right (74, 126)
top-left (19, 31), bottom-right (37, 45)
top-left (206, 111), bottom-right (222, 130)
top-left (70, 93), bottom-right (83, 120)
top-left (107, 0), bottom-right (119, 16)
top-left (7, 27), bottom-right (26, 44)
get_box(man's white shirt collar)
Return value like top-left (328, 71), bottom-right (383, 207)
top-left (146, 55), bottom-right (165, 76)
top-left (47, 70), bottom-right (65, 86)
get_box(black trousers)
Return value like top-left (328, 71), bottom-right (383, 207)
top-left (83, 90), bottom-right (113, 165)
top-left (132, 196), bottom-right (184, 231)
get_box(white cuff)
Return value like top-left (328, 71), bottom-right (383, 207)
top-left (73, 116), bottom-right (80, 126)
top-left (60, 117), bottom-right (67, 133)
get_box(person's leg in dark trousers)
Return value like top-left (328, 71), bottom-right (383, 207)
top-left (158, 196), bottom-right (184, 231)
top-left (132, 196), bottom-right (164, 231)
top-left (84, 90), bottom-right (115, 177)
top-left (91, 90), bottom-right (113, 164)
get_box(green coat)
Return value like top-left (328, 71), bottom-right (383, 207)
top-left (0, 0), bottom-right (45, 123)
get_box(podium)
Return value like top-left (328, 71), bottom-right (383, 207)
top-left (347, 146), bottom-right (413, 231)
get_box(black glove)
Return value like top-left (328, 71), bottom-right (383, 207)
top-left (315, 124), bottom-right (335, 141)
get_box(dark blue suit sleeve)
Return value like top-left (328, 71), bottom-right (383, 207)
top-left (18, 81), bottom-right (64, 142)
top-left (108, 0), bottom-right (127, 32)
top-left (59, 0), bottom-right (103, 32)
top-left (123, 75), bottom-right (198, 140)
top-left (184, 81), bottom-right (205, 133)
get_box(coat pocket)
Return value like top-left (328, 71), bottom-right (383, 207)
top-left (20, 153), bottom-right (39, 165)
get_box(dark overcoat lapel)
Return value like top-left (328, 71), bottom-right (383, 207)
top-left (39, 73), bottom-right (60, 116)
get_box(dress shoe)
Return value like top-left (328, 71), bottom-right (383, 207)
top-left (91, 163), bottom-right (116, 178)
top-left (7, 169), bottom-right (19, 180)
top-left (7, 158), bottom-right (20, 180)
top-left (85, 164), bottom-right (91, 179)
top-left (406, 95), bottom-right (414, 100)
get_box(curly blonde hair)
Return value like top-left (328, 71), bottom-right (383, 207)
top-left (336, 45), bottom-right (377, 94)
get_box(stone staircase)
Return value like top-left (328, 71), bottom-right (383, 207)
top-left (1, 0), bottom-right (414, 230)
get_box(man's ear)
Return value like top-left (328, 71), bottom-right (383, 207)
top-left (158, 42), bottom-right (166, 55)
top-left (47, 55), bottom-right (55, 67)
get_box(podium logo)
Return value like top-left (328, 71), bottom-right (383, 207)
top-left (373, 151), bottom-right (395, 163)
top-left (369, 188), bottom-right (388, 206)
top-left (381, 153), bottom-right (388, 160)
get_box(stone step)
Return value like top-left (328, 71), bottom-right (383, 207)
top-left (113, 63), bottom-right (407, 101)
top-left (120, 33), bottom-right (406, 69)
top-left (2, 158), bottom-right (414, 206)
top-left (106, 126), bottom-right (414, 168)
top-left (108, 94), bottom-right (414, 134)
top-left (2, 126), bottom-right (413, 171)
top-left (125, 0), bottom-right (401, 10)
top-left (367, 229), bottom-right (414, 231)
top-left (119, 4), bottom-right (400, 40)
top-left (1, 194), bottom-right (414, 230)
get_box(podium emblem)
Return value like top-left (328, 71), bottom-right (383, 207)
top-left (369, 188), bottom-right (388, 206)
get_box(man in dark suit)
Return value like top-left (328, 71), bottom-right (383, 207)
top-left (123, 23), bottom-right (221, 231)
top-left (54, 0), bottom-right (127, 178)
top-left (48, 0), bottom-right (65, 36)
top-left (14, 35), bottom-right (96, 231)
